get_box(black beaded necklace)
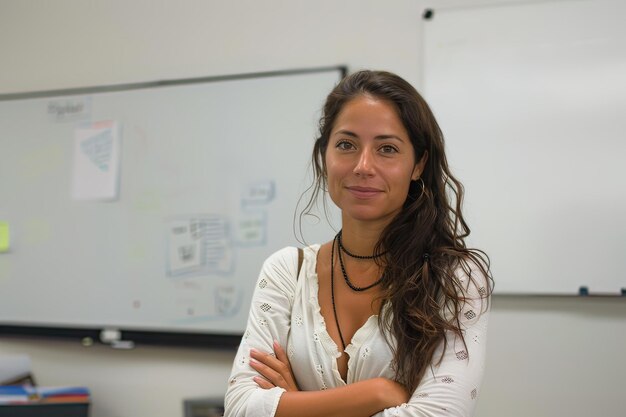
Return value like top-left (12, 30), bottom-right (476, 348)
top-left (337, 230), bottom-right (387, 260)
top-left (330, 233), bottom-right (386, 352)
top-left (336, 232), bottom-right (385, 292)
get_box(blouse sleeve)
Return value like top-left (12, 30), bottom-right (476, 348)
top-left (373, 265), bottom-right (491, 417)
top-left (224, 247), bottom-right (299, 417)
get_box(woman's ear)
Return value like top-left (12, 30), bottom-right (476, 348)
top-left (411, 151), bottom-right (429, 180)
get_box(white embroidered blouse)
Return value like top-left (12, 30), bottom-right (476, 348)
top-left (224, 245), bottom-right (490, 417)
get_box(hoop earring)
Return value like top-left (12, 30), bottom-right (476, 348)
top-left (408, 177), bottom-right (426, 202)
top-left (413, 177), bottom-right (426, 193)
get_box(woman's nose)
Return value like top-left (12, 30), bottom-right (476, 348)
top-left (353, 148), bottom-right (375, 177)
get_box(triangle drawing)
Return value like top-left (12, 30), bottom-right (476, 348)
top-left (80, 129), bottom-right (112, 172)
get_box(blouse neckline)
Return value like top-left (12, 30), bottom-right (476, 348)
top-left (302, 244), bottom-right (380, 384)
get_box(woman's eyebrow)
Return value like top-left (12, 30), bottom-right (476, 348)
top-left (334, 129), bottom-right (405, 142)
top-left (335, 129), bottom-right (359, 138)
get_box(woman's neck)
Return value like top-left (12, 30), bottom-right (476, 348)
top-left (338, 219), bottom-right (387, 258)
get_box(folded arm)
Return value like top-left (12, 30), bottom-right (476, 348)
top-left (250, 342), bottom-right (410, 417)
top-left (224, 247), bottom-right (409, 417)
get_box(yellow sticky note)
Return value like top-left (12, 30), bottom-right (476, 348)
top-left (0, 222), bottom-right (10, 253)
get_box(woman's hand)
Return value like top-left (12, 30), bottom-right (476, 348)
top-left (375, 378), bottom-right (411, 409)
top-left (249, 340), bottom-right (299, 392)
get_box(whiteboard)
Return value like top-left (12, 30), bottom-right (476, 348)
top-left (422, 1), bottom-right (626, 294)
top-left (0, 68), bottom-right (344, 342)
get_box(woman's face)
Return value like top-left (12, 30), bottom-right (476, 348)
top-left (325, 95), bottom-right (426, 226)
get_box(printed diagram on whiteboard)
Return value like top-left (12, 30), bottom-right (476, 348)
top-left (166, 216), bottom-right (234, 278)
top-left (165, 180), bottom-right (275, 323)
top-left (166, 216), bottom-right (239, 322)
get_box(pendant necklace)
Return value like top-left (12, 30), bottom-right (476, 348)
top-left (330, 236), bottom-right (347, 351)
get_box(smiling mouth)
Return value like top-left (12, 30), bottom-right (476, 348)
top-left (346, 186), bottom-right (382, 198)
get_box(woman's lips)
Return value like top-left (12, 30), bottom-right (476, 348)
top-left (346, 186), bottom-right (382, 199)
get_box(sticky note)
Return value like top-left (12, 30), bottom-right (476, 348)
top-left (0, 222), bottom-right (9, 253)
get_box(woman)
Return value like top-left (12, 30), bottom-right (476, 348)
top-left (225, 70), bottom-right (492, 417)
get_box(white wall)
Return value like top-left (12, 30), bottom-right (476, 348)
top-left (1, 1), bottom-right (625, 417)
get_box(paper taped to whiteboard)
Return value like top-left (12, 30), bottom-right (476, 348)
top-left (71, 120), bottom-right (121, 201)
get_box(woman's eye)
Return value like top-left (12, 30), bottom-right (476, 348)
top-left (380, 145), bottom-right (398, 154)
top-left (336, 140), bottom-right (354, 150)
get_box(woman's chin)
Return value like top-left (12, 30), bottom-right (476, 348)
top-left (342, 209), bottom-right (399, 225)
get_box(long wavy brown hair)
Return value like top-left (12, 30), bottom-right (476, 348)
top-left (301, 70), bottom-right (493, 393)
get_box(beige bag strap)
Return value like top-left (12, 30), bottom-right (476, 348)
top-left (297, 247), bottom-right (304, 280)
